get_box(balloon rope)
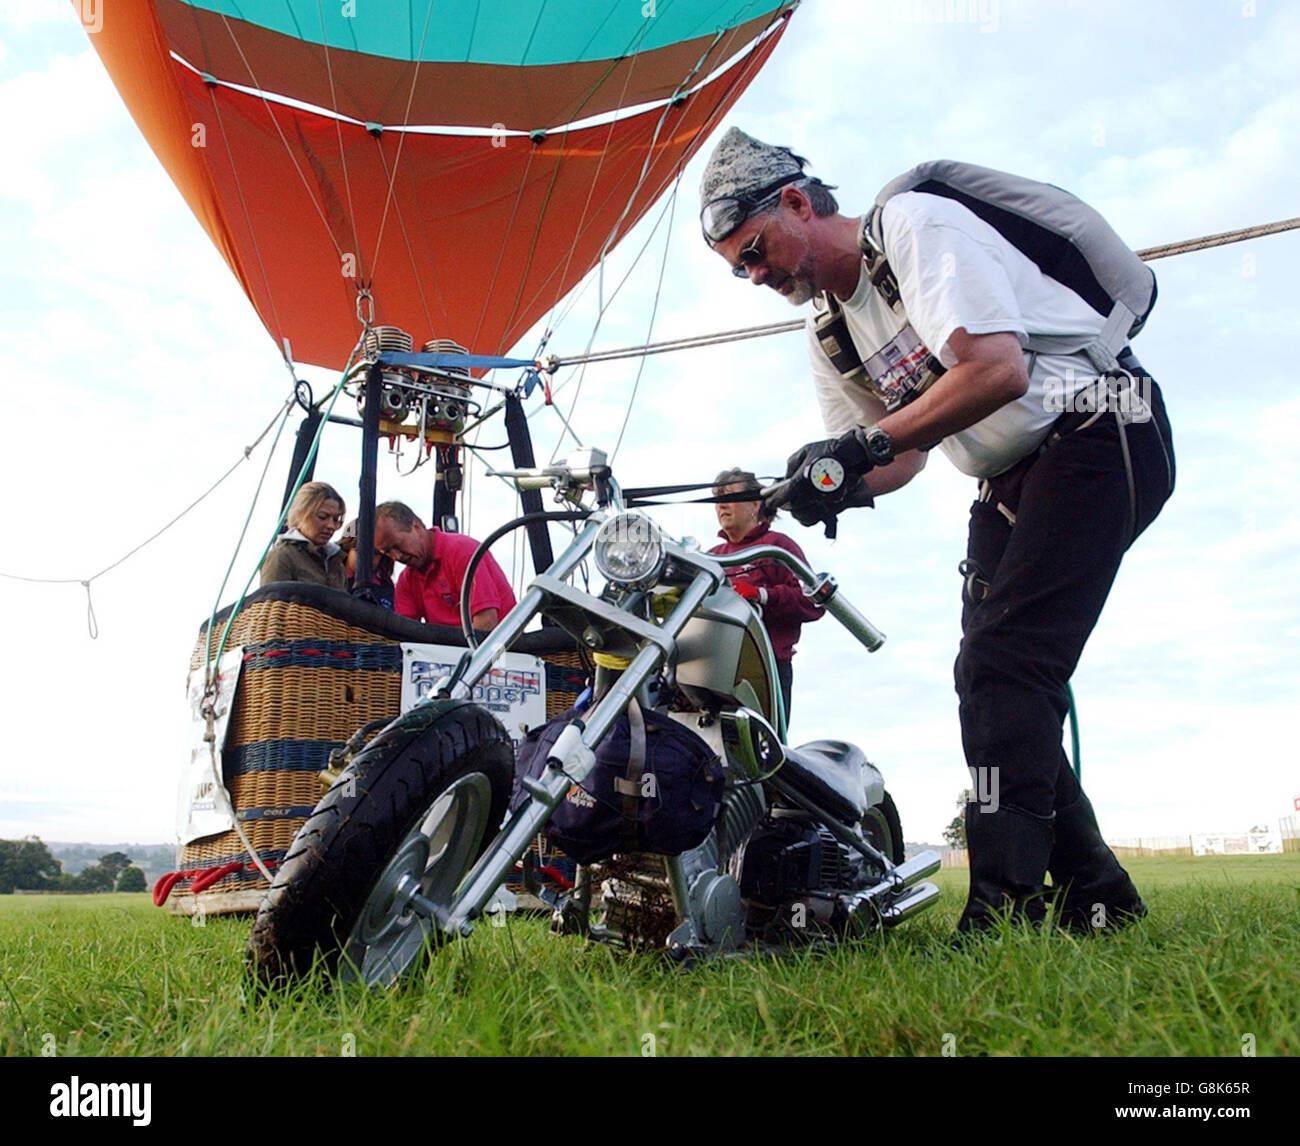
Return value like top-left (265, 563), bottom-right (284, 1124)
top-left (373, 142), bottom-right (441, 338)
top-left (533, 21), bottom-right (654, 332)
top-left (544, 181), bottom-right (683, 461)
top-left (550, 212), bottom-right (1300, 371)
top-left (314, 4), bottom-right (363, 274)
top-left (202, 85), bottom-right (292, 359)
top-left (368, 0), bottom-right (439, 284)
top-left (0, 399), bottom-right (293, 639)
top-left (611, 174), bottom-right (683, 463)
top-left (1134, 216), bottom-right (1300, 260)
top-left (203, 19), bottom-right (346, 265)
top-left (202, 337), bottom-right (363, 688)
top-left (470, 146), bottom-right (539, 352)
top-left (541, 13), bottom-right (791, 458)
top-left (533, 20), bottom-right (686, 452)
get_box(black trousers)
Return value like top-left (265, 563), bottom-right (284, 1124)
top-left (954, 370), bottom-right (1175, 819)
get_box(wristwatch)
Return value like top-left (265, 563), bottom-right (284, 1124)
top-left (860, 423), bottom-right (895, 467)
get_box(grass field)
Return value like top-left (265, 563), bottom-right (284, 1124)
top-left (1, 854), bottom-right (1296, 1057)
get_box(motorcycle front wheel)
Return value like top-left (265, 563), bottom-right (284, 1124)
top-left (247, 699), bottom-right (513, 987)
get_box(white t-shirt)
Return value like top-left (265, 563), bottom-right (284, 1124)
top-left (806, 191), bottom-right (1109, 478)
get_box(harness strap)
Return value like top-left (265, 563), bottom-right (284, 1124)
top-left (850, 206), bottom-right (1138, 405)
top-left (1020, 301), bottom-right (1133, 370)
top-left (613, 698), bottom-right (647, 853)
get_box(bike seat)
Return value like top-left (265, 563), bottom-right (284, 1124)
top-left (781, 739), bottom-right (873, 823)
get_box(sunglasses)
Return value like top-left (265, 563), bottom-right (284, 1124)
top-left (731, 220), bottom-right (769, 278)
top-left (700, 174), bottom-right (802, 245)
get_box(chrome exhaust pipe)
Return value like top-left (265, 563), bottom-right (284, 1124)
top-left (879, 881), bottom-right (940, 926)
top-left (888, 849), bottom-right (941, 888)
top-left (838, 849), bottom-right (944, 932)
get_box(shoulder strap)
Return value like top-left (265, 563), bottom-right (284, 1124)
top-left (810, 208), bottom-right (910, 376)
top-left (861, 208), bottom-right (904, 316)
top-left (874, 162), bottom-right (1153, 373)
top-left (613, 698), bottom-right (647, 853)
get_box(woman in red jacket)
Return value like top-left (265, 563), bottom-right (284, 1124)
top-left (708, 467), bottom-right (824, 724)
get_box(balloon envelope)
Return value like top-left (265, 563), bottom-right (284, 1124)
top-left (80, 0), bottom-right (794, 368)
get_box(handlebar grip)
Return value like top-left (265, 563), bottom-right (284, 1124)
top-left (512, 475), bottom-right (555, 491)
top-left (762, 478), bottom-right (794, 509)
top-left (487, 467), bottom-right (557, 491)
top-left (824, 592), bottom-right (886, 652)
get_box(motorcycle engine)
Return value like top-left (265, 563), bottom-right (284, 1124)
top-left (737, 812), bottom-right (871, 940)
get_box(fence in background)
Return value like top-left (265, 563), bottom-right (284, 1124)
top-left (935, 816), bottom-right (1300, 865)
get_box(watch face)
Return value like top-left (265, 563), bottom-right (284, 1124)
top-left (808, 455), bottom-right (846, 493)
top-left (866, 428), bottom-right (893, 464)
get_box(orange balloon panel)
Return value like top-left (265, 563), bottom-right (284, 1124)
top-left (153, 0), bottom-right (785, 132)
top-left (82, 0), bottom-right (789, 369)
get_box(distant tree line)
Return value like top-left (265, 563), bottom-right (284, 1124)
top-left (0, 838), bottom-right (148, 893)
top-left (49, 841), bottom-right (173, 885)
top-left (943, 790), bottom-right (972, 850)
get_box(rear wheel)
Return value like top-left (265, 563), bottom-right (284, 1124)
top-left (861, 791), bottom-right (905, 872)
top-left (247, 700), bottom-right (513, 987)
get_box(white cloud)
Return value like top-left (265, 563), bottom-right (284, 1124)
top-left (1, 1), bottom-right (1297, 853)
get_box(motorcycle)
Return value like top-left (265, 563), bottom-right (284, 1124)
top-left (248, 448), bottom-right (941, 986)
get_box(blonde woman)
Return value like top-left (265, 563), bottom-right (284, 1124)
top-left (259, 481), bottom-right (348, 589)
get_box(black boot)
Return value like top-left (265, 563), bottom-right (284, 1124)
top-left (954, 803), bottom-right (1055, 938)
top-left (1047, 793), bottom-right (1146, 934)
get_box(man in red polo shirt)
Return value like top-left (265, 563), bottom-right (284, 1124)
top-left (374, 501), bottom-right (516, 631)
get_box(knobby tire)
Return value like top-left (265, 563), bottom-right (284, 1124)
top-left (247, 699), bottom-right (513, 984)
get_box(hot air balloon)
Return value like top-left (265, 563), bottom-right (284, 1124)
top-left (82, 0), bottom-right (799, 916)
top-left (81, 0), bottom-right (795, 367)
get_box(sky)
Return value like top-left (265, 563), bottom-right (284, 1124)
top-left (0, 0), bottom-right (1297, 852)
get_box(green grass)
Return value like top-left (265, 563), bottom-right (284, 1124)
top-left (2, 855), bottom-right (1297, 1057)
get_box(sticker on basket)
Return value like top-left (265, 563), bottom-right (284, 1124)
top-left (177, 646), bottom-right (243, 845)
top-left (400, 643), bottom-right (547, 745)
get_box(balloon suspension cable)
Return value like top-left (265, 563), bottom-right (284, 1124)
top-left (546, 397), bottom-right (584, 452)
top-left (198, 320), bottom-right (368, 886)
top-left (550, 215), bottom-right (1300, 370)
top-left (0, 395), bottom-right (296, 639)
top-left (611, 173), bottom-right (682, 462)
top-left (547, 178), bottom-right (686, 461)
top-left (199, 694), bottom-right (276, 886)
top-left (203, 333), bottom-right (366, 689)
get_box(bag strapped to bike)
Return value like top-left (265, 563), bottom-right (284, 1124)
top-left (614, 699), bottom-right (648, 855)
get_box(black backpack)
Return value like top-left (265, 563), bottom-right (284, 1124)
top-left (511, 701), bottom-right (725, 865)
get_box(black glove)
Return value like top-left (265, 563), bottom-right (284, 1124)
top-left (788, 478), bottom-right (829, 528)
top-left (787, 475), bottom-right (874, 534)
top-left (784, 437), bottom-right (842, 481)
top-left (786, 428), bottom-right (874, 481)
top-left (774, 430), bottom-right (878, 537)
top-left (762, 472), bottom-right (865, 522)
top-left (789, 430), bottom-right (873, 501)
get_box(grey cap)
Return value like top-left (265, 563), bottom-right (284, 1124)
top-left (699, 127), bottom-right (806, 206)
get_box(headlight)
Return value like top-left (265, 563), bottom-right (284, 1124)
top-left (594, 512), bottom-right (665, 589)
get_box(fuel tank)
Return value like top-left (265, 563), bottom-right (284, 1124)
top-left (674, 588), bottom-right (779, 726)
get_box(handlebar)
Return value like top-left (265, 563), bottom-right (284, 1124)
top-left (712, 544), bottom-right (885, 652)
top-left (761, 477), bottom-right (794, 511)
top-left (483, 449), bottom-right (885, 652)
top-left (490, 470), bottom-right (563, 491)
top-left (487, 448), bottom-right (613, 498)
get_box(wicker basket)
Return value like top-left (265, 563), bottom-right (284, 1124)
top-left (170, 583), bottom-right (586, 915)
